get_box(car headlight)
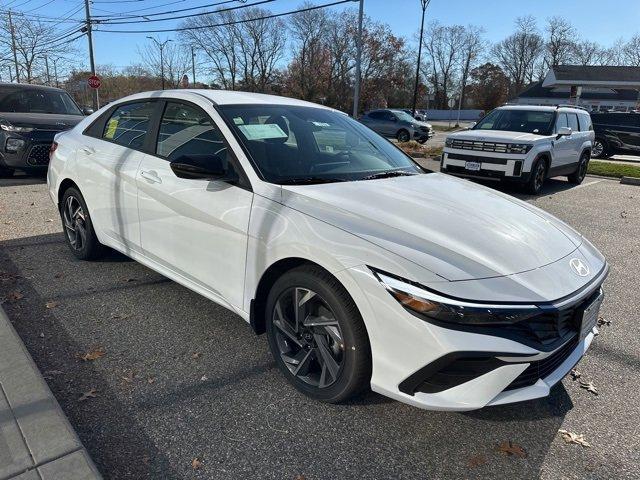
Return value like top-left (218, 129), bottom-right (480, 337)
top-left (445, 138), bottom-right (454, 147)
top-left (507, 143), bottom-right (532, 154)
top-left (0, 119), bottom-right (33, 133)
top-left (372, 269), bottom-right (541, 326)
top-left (5, 138), bottom-right (25, 152)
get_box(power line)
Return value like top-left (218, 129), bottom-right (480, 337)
top-left (95, 0), bottom-right (358, 33)
top-left (96, 0), bottom-right (273, 24)
top-left (92, 0), bottom-right (242, 20)
top-left (91, 0), bottom-right (186, 17)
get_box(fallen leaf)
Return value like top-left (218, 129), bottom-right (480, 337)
top-left (294, 476), bottom-right (307, 480)
top-left (45, 218), bottom-right (53, 222)
top-left (192, 352), bottom-right (202, 359)
top-left (110, 312), bottom-right (130, 320)
top-left (620, 211), bottom-right (627, 218)
top-left (191, 458), bottom-right (202, 470)
top-left (122, 277), bottom-right (138, 283)
top-left (5, 290), bottom-right (24, 302)
top-left (558, 429), bottom-right (591, 447)
top-left (122, 370), bottom-right (136, 384)
top-left (0, 272), bottom-right (21, 282)
top-left (570, 369), bottom-right (582, 380)
top-left (597, 316), bottom-right (611, 327)
top-left (78, 388), bottom-right (98, 401)
top-left (45, 301), bottom-right (59, 309)
top-left (468, 454), bottom-right (487, 468)
top-left (147, 377), bottom-right (156, 384)
top-left (78, 347), bottom-right (106, 362)
top-left (579, 380), bottom-right (598, 395)
top-left (497, 441), bottom-right (527, 458)
top-left (200, 375), bottom-right (208, 381)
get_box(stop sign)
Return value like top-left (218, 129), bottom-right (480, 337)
top-left (87, 75), bottom-right (101, 89)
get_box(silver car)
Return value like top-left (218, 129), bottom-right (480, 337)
top-left (360, 109), bottom-right (433, 143)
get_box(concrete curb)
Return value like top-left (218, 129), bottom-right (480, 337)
top-left (620, 176), bottom-right (640, 186)
top-left (0, 306), bottom-right (101, 480)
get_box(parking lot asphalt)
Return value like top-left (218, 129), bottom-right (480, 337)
top-left (0, 174), bottom-right (638, 480)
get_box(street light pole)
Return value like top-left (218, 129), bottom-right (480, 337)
top-left (352, 0), bottom-right (364, 119)
top-left (147, 37), bottom-right (173, 90)
top-left (411, 0), bottom-right (431, 117)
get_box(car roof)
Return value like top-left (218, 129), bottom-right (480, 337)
top-left (0, 82), bottom-right (68, 93)
top-left (114, 89), bottom-right (336, 110)
top-left (497, 104), bottom-right (587, 114)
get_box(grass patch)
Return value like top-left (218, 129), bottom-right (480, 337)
top-left (431, 125), bottom-right (460, 132)
top-left (588, 160), bottom-right (640, 179)
top-left (397, 141), bottom-right (443, 159)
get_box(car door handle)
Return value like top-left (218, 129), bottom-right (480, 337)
top-left (81, 146), bottom-right (95, 155)
top-left (140, 170), bottom-right (162, 184)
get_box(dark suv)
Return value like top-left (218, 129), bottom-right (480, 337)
top-left (590, 112), bottom-right (640, 158)
top-left (0, 83), bottom-right (87, 177)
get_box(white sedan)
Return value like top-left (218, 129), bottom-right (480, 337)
top-left (47, 90), bottom-right (608, 411)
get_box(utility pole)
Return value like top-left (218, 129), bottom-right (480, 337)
top-left (44, 56), bottom-right (51, 85)
top-left (147, 37), bottom-right (172, 90)
top-left (52, 58), bottom-right (59, 88)
top-left (191, 45), bottom-right (196, 86)
top-left (8, 11), bottom-right (20, 83)
top-left (411, 0), bottom-right (431, 117)
top-left (352, 0), bottom-right (364, 119)
top-left (84, 0), bottom-right (99, 109)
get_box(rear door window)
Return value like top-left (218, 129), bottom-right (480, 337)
top-left (567, 113), bottom-right (580, 132)
top-left (102, 101), bottom-right (155, 150)
top-left (578, 114), bottom-right (593, 131)
top-left (555, 113), bottom-right (569, 131)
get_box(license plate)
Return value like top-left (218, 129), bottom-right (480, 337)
top-left (465, 161), bottom-right (481, 171)
top-left (579, 291), bottom-right (604, 342)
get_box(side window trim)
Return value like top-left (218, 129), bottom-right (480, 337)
top-left (150, 97), bottom-right (253, 191)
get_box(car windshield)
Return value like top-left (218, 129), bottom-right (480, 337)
top-left (218, 104), bottom-right (423, 184)
top-left (0, 86), bottom-right (82, 115)
top-left (474, 109), bottom-right (555, 135)
top-left (393, 110), bottom-right (417, 122)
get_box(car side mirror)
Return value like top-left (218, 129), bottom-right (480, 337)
top-left (465, 122), bottom-right (476, 130)
top-left (170, 154), bottom-right (227, 180)
top-left (557, 127), bottom-right (572, 138)
top-left (82, 107), bottom-right (94, 116)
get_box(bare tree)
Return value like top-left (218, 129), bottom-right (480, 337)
top-left (572, 40), bottom-right (607, 65)
top-left (492, 16), bottom-right (544, 94)
top-left (457, 26), bottom-right (485, 112)
top-left (544, 16), bottom-right (576, 67)
top-left (621, 34), bottom-right (640, 66)
top-left (423, 21), bottom-right (466, 108)
top-left (139, 41), bottom-right (191, 88)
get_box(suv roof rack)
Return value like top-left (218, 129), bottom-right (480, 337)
top-left (555, 104), bottom-right (589, 111)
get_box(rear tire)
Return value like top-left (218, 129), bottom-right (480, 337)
top-left (525, 158), bottom-right (547, 195)
top-left (568, 153), bottom-right (589, 184)
top-left (265, 265), bottom-right (371, 403)
top-left (396, 129), bottom-right (410, 143)
top-left (0, 166), bottom-right (14, 178)
top-left (60, 187), bottom-right (108, 260)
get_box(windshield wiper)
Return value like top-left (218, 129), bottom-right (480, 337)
top-left (359, 170), bottom-right (419, 181)
top-left (279, 177), bottom-right (347, 185)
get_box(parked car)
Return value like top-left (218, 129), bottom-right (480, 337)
top-left (442, 105), bottom-right (594, 194)
top-left (590, 112), bottom-right (640, 158)
top-left (360, 108), bottom-right (433, 143)
top-left (401, 108), bottom-right (426, 122)
top-left (0, 83), bottom-right (88, 177)
top-left (48, 90), bottom-right (607, 411)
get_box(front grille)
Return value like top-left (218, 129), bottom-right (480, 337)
top-left (449, 139), bottom-right (510, 153)
top-left (504, 336), bottom-right (579, 391)
top-left (444, 164), bottom-right (505, 179)
top-left (26, 144), bottom-right (51, 165)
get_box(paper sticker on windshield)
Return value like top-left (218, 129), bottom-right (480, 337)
top-left (105, 119), bottom-right (118, 139)
top-left (238, 123), bottom-right (287, 140)
top-left (233, 117), bottom-right (244, 125)
top-left (312, 121), bottom-right (331, 127)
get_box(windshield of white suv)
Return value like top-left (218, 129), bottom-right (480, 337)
top-left (0, 86), bottom-right (82, 116)
top-left (474, 109), bottom-right (555, 135)
top-left (219, 104), bottom-right (423, 184)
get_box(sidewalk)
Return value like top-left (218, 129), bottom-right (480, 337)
top-left (0, 306), bottom-right (101, 480)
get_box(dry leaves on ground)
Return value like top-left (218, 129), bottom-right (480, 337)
top-left (468, 454), bottom-right (487, 468)
top-left (45, 300), bottom-right (59, 309)
top-left (147, 377), bottom-right (156, 384)
top-left (497, 441), bottom-right (527, 458)
top-left (597, 316), bottom-right (611, 327)
top-left (121, 370), bottom-right (137, 384)
top-left (558, 429), bottom-right (591, 447)
top-left (78, 388), bottom-right (99, 401)
top-left (78, 347), bottom-right (106, 361)
top-left (191, 458), bottom-right (203, 470)
top-left (570, 369), bottom-right (582, 380)
top-left (5, 290), bottom-right (24, 302)
top-left (579, 380), bottom-right (598, 395)
top-left (192, 352), bottom-right (202, 359)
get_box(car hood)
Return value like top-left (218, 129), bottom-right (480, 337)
top-left (0, 112), bottom-right (83, 131)
top-left (448, 129), bottom-right (544, 143)
top-left (281, 173), bottom-right (582, 281)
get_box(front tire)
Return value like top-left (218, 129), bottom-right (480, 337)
top-left (525, 158), bottom-right (547, 195)
top-left (265, 265), bottom-right (371, 403)
top-left (568, 153), bottom-right (589, 184)
top-left (396, 129), bottom-right (410, 143)
top-left (60, 187), bottom-right (108, 260)
top-left (591, 139), bottom-right (609, 159)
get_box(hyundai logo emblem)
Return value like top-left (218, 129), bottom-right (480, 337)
top-left (569, 258), bottom-right (590, 277)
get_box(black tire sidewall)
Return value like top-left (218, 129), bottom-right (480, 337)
top-left (569, 153), bottom-right (589, 184)
top-left (397, 129), bottom-right (410, 143)
top-left (527, 159), bottom-right (546, 194)
top-left (592, 139), bottom-right (608, 159)
top-left (265, 266), bottom-right (370, 403)
top-left (60, 187), bottom-right (105, 260)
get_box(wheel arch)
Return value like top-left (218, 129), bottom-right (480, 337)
top-left (57, 178), bottom-right (80, 208)
top-left (534, 152), bottom-right (551, 173)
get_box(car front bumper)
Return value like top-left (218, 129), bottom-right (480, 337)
top-left (0, 130), bottom-right (57, 172)
top-left (441, 150), bottom-right (530, 183)
top-left (341, 262), bottom-right (606, 411)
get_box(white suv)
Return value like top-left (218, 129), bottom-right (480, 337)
top-left (442, 105), bottom-right (594, 194)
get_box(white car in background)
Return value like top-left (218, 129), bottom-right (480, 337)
top-left (47, 90), bottom-right (607, 411)
top-left (442, 105), bottom-right (594, 194)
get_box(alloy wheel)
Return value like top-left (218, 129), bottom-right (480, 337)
top-left (578, 157), bottom-right (588, 181)
top-left (592, 140), bottom-right (604, 158)
top-left (534, 162), bottom-right (545, 191)
top-left (62, 196), bottom-right (87, 251)
top-left (272, 287), bottom-right (344, 388)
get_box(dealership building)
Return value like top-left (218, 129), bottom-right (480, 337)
top-left (513, 65), bottom-right (640, 112)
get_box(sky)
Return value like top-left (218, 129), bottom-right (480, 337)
top-left (5, 0), bottom-right (640, 74)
